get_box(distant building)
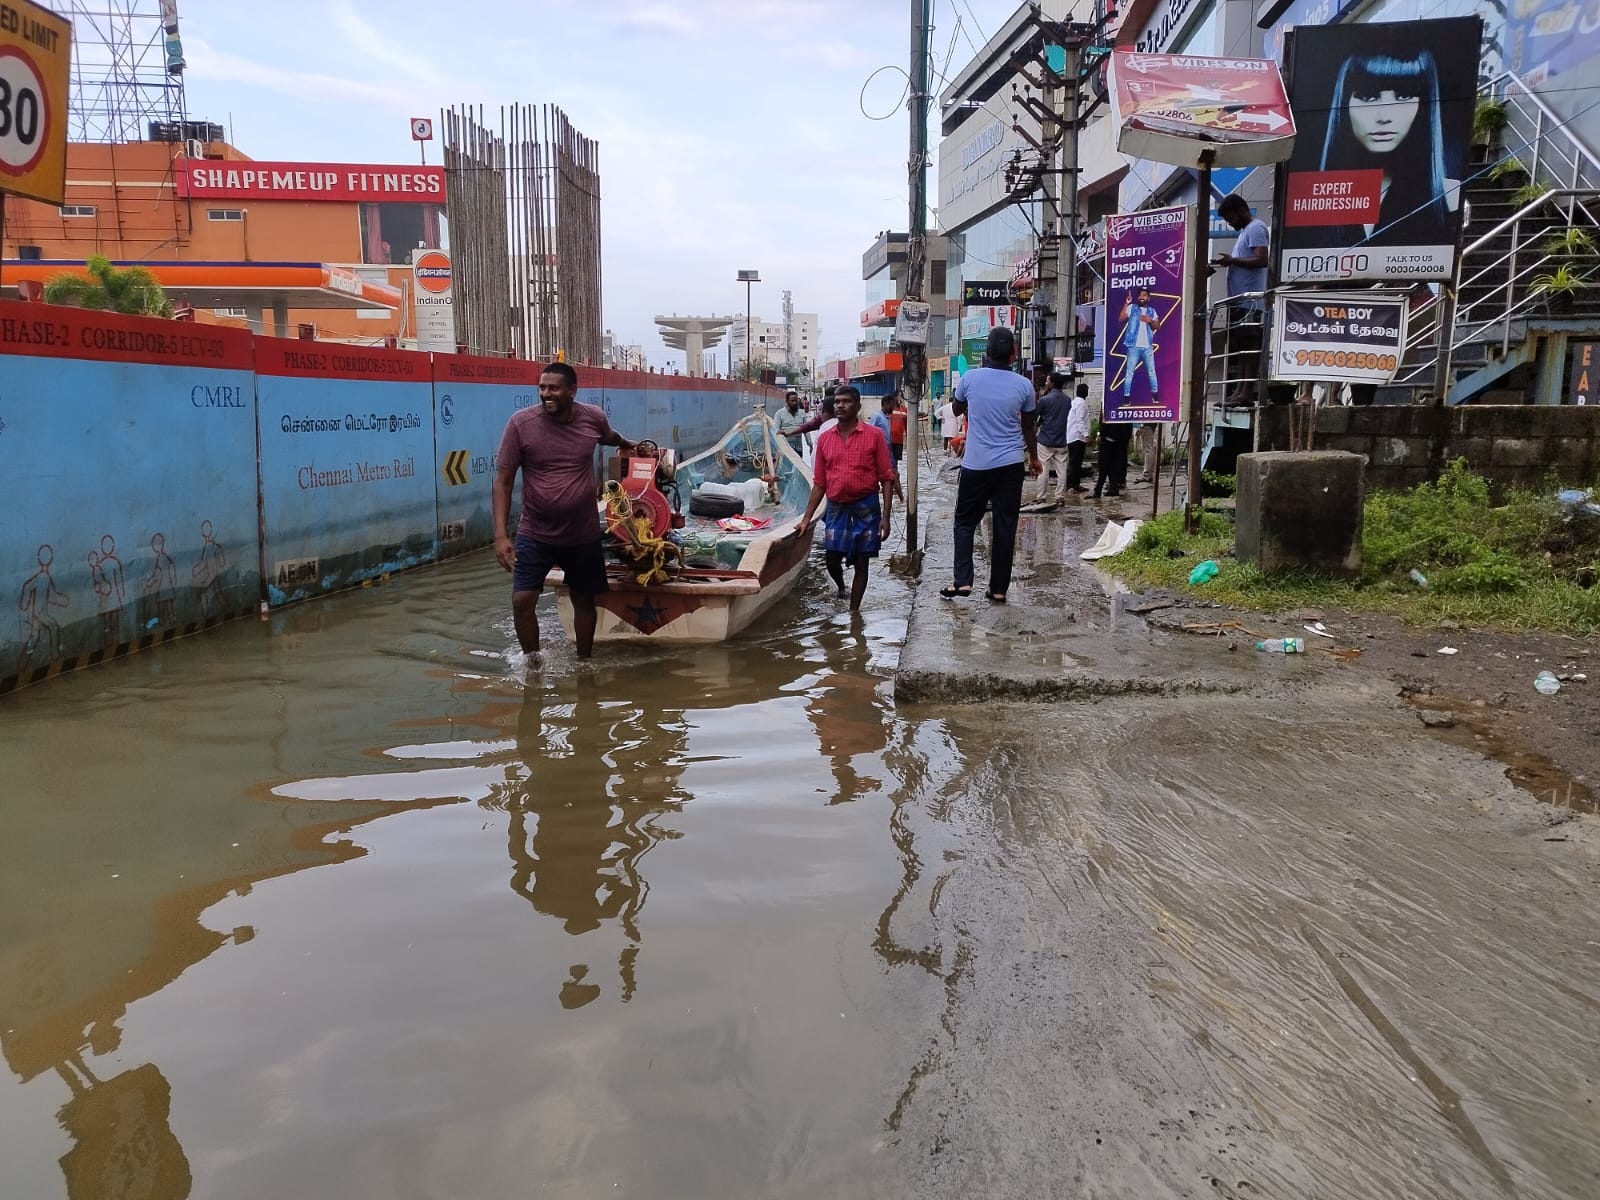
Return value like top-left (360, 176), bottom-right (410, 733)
top-left (601, 330), bottom-right (647, 370)
top-left (729, 312), bottom-right (818, 374)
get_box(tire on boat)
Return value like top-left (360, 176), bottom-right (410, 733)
top-left (688, 491), bottom-right (745, 519)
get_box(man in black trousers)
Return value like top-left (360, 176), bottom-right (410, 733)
top-left (1093, 417), bottom-right (1131, 499)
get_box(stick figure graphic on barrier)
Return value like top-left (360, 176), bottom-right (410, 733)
top-left (19, 544), bottom-right (70, 664)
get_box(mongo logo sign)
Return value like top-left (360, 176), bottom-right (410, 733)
top-left (414, 251), bottom-right (452, 294)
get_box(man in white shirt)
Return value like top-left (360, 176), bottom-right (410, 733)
top-left (1064, 383), bottom-right (1091, 493)
top-left (937, 397), bottom-right (963, 450)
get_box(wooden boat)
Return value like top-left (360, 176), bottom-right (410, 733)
top-left (550, 408), bottom-right (815, 643)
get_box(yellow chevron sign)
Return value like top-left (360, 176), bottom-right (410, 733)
top-left (442, 449), bottom-right (469, 486)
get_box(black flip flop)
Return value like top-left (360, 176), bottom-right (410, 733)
top-left (987, 592), bottom-right (1007, 604)
top-left (938, 585), bottom-right (972, 600)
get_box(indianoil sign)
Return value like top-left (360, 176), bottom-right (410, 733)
top-left (0, 0), bottom-right (71, 206)
top-left (412, 248), bottom-right (456, 353)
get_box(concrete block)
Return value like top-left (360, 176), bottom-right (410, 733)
top-left (1438, 436), bottom-right (1492, 468)
top-left (1236, 451), bottom-right (1365, 577)
top-left (1316, 407), bottom-right (1353, 435)
top-left (1482, 405), bottom-right (1542, 437)
top-left (1256, 405), bottom-right (1291, 451)
top-left (1491, 437), bottom-right (1553, 467)
top-left (1370, 436), bottom-right (1423, 467)
top-left (1347, 407), bottom-right (1416, 436)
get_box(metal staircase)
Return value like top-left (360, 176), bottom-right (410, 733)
top-left (1390, 73), bottom-right (1600, 405)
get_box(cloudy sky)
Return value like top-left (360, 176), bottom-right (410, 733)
top-left (169, 0), bottom-right (1021, 369)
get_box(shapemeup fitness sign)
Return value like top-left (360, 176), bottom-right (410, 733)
top-left (176, 161), bottom-right (447, 203)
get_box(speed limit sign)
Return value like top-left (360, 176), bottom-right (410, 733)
top-left (0, 0), bottom-right (70, 205)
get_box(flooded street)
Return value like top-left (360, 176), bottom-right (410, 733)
top-left (3, 529), bottom-right (1598, 1199)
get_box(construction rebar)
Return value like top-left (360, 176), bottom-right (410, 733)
top-left (442, 103), bottom-right (602, 362)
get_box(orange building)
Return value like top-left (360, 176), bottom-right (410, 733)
top-left (0, 135), bottom-right (446, 342)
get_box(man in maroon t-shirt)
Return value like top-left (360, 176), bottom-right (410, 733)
top-left (493, 362), bottom-right (637, 659)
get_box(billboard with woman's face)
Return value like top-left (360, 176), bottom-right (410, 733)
top-left (1277, 17), bottom-right (1482, 283)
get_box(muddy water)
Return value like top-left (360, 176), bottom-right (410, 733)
top-left (0, 552), bottom-right (948, 1199)
top-left (3, 525), bottom-right (1598, 1199)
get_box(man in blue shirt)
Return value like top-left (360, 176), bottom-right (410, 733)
top-left (941, 326), bottom-right (1040, 603)
top-left (1212, 192), bottom-right (1270, 403)
top-left (1032, 369), bottom-right (1073, 505)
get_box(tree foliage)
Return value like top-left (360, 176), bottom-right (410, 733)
top-left (43, 255), bottom-right (173, 317)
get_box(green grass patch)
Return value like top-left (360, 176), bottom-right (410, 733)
top-left (1113, 461), bottom-right (1600, 633)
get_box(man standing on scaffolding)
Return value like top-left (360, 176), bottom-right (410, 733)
top-left (1211, 193), bottom-right (1271, 404)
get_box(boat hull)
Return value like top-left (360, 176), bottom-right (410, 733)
top-left (553, 519), bottom-right (815, 643)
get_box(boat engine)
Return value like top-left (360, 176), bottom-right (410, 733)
top-left (603, 442), bottom-right (686, 586)
top-left (606, 441), bottom-right (681, 540)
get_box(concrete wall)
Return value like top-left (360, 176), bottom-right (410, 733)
top-left (1258, 404), bottom-right (1600, 492)
top-left (1, 301), bottom-right (779, 692)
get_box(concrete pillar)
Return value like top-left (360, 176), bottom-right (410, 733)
top-left (1236, 451), bottom-right (1365, 577)
top-left (271, 297), bottom-right (290, 338)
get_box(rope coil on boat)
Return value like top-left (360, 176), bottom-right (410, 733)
top-left (603, 481), bottom-right (684, 586)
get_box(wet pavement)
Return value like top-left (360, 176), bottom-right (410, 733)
top-left (2, 476), bottom-right (1598, 1199)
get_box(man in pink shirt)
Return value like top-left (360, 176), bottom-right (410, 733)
top-left (798, 386), bottom-right (896, 611)
top-left (493, 362), bottom-right (638, 659)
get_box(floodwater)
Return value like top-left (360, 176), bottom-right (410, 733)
top-left (3, 525), bottom-right (1598, 1199)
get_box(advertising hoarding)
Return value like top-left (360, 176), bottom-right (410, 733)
top-left (1278, 18), bottom-right (1482, 283)
top-left (1109, 51), bottom-right (1296, 169)
top-left (1269, 293), bottom-right (1409, 384)
top-left (1103, 205), bottom-right (1189, 423)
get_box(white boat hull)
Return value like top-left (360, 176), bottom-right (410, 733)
top-left (550, 410), bottom-right (817, 644)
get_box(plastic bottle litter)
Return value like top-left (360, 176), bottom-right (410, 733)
top-left (1188, 559), bottom-right (1219, 585)
top-left (1408, 569), bottom-right (1430, 588)
top-left (1256, 637), bottom-right (1306, 654)
top-left (1534, 670), bottom-right (1562, 695)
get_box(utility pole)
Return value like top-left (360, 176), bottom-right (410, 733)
top-left (899, 0), bottom-right (932, 565)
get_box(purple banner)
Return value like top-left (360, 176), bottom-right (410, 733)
top-left (1104, 205), bottom-right (1188, 422)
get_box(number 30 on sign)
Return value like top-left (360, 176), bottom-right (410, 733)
top-left (0, 0), bottom-right (71, 206)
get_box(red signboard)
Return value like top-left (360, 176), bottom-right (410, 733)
top-left (175, 160), bottom-right (447, 203)
top-left (1283, 169), bottom-right (1382, 227)
top-left (1110, 51), bottom-right (1296, 168)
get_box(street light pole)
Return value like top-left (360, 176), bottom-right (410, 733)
top-left (737, 269), bottom-right (760, 380)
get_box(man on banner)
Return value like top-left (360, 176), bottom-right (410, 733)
top-left (1119, 287), bottom-right (1163, 408)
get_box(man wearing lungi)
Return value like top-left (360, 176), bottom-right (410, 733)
top-left (798, 385), bottom-right (896, 612)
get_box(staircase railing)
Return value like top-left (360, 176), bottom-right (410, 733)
top-left (1395, 189), bottom-right (1600, 385)
top-left (1494, 72), bottom-right (1600, 194)
top-left (1391, 72), bottom-right (1600, 391)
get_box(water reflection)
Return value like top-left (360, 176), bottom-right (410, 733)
top-left (55, 1058), bottom-right (191, 1200)
top-left (494, 677), bottom-right (690, 1006)
top-left (802, 620), bottom-right (894, 806)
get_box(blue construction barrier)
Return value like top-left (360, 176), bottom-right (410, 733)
top-left (254, 339), bottom-right (437, 605)
top-left (431, 355), bottom-right (540, 555)
top-left (0, 304), bottom-right (258, 689)
top-left (2, 300), bottom-right (791, 691)
top-left (577, 368), bottom-right (755, 460)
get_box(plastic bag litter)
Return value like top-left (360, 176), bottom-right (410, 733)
top-left (1556, 488), bottom-right (1600, 520)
